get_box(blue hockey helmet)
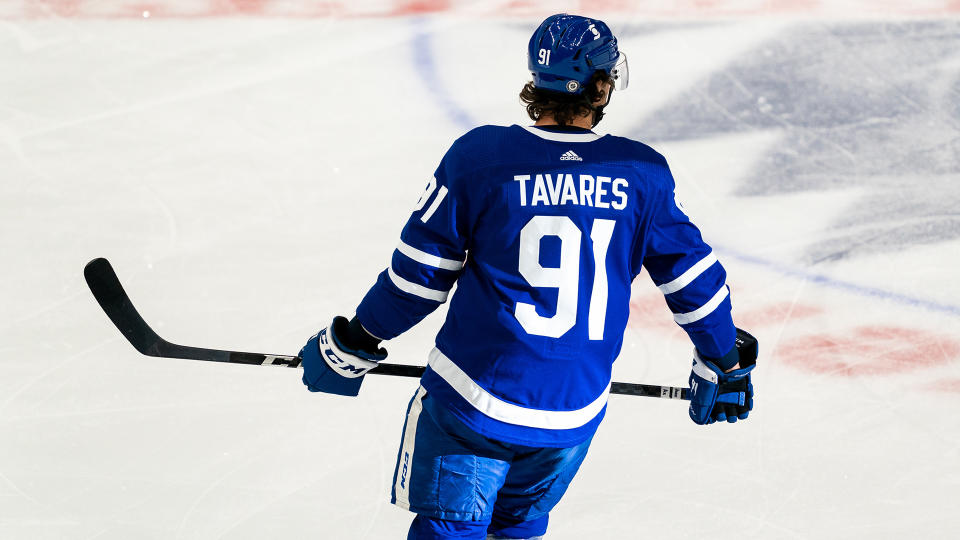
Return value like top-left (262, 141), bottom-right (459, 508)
top-left (527, 14), bottom-right (629, 94)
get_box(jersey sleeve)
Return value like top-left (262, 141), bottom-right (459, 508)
top-left (354, 144), bottom-right (471, 340)
top-left (640, 168), bottom-right (736, 359)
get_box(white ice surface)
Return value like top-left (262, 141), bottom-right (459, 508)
top-left (2, 12), bottom-right (959, 540)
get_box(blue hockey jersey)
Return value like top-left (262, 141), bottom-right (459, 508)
top-left (356, 124), bottom-right (736, 447)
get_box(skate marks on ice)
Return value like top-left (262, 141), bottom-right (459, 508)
top-left (404, 17), bottom-right (960, 393)
top-left (612, 21), bottom-right (960, 395)
top-left (634, 21), bottom-right (960, 263)
top-left (626, 280), bottom-right (960, 394)
top-left (409, 17), bottom-right (960, 312)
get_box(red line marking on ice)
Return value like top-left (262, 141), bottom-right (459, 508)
top-left (778, 326), bottom-right (960, 377)
top-left (6, 0), bottom-right (959, 19)
top-left (769, 0), bottom-right (821, 13)
top-left (38, 0), bottom-right (82, 17)
top-left (628, 290), bottom-right (823, 340)
top-left (212, 0), bottom-right (270, 16)
top-left (733, 302), bottom-right (823, 329)
top-left (579, 0), bottom-right (632, 13)
top-left (628, 294), bottom-right (683, 334)
top-left (392, 0), bottom-right (452, 16)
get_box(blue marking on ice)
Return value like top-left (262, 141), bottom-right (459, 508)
top-left (410, 20), bottom-right (960, 319)
top-left (716, 245), bottom-right (960, 318)
top-left (411, 18), bottom-right (476, 131)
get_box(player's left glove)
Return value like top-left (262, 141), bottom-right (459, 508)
top-left (300, 316), bottom-right (387, 397)
top-left (688, 328), bottom-right (758, 425)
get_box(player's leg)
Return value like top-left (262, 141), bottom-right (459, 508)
top-left (486, 513), bottom-right (548, 540)
top-left (391, 387), bottom-right (513, 539)
top-left (485, 436), bottom-right (594, 539)
top-left (407, 515), bottom-right (489, 539)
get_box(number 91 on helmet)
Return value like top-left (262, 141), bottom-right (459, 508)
top-left (527, 14), bottom-right (629, 94)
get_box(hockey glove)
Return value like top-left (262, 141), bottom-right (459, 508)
top-left (300, 316), bottom-right (387, 397)
top-left (688, 328), bottom-right (758, 425)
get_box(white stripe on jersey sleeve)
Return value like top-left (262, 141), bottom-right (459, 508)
top-left (657, 252), bottom-right (718, 295)
top-left (427, 348), bottom-right (609, 430)
top-left (673, 286), bottom-right (730, 325)
top-left (387, 267), bottom-right (450, 302)
top-left (396, 240), bottom-right (464, 271)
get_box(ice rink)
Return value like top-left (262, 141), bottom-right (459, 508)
top-left (2, 1), bottom-right (959, 538)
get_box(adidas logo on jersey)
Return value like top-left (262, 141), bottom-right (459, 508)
top-left (560, 150), bottom-right (583, 161)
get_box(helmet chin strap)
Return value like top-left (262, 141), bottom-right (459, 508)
top-left (591, 106), bottom-right (606, 128)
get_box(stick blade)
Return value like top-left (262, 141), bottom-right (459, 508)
top-left (84, 257), bottom-right (163, 356)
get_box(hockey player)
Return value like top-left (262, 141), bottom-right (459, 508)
top-left (299, 14), bottom-right (756, 540)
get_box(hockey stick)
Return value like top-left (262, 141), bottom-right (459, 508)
top-left (83, 257), bottom-right (689, 400)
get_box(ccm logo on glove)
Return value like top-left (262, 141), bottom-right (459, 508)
top-left (300, 316), bottom-right (387, 397)
top-left (318, 328), bottom-right (371, 377)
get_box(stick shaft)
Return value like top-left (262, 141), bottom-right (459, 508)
top-left (83, 257), bottom-right (690, 400)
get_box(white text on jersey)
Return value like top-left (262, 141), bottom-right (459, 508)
top-left (514, 174), bottom-right (628, 210)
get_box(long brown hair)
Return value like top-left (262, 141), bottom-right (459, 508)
top-left (519, 71), bottom-right (613, 127)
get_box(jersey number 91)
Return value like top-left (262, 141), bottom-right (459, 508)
top-left (515, 216), bottom-right (615, 340)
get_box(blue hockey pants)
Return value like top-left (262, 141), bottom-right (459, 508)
top-left (392, 387), bottom-right (593, 539)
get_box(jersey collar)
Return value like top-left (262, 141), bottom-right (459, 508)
top-left (519, 125), bottom-right (602, 143)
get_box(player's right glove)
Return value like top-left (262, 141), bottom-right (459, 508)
top-left (299, 316), bottom-right (387, 397)
top-left (688, 328), bottom-right (758, 425)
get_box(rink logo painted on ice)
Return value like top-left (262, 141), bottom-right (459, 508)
top-left (626, 294), bottom-right (960, 383)
top-left (560, 150), bottom-right (583, 161)
top-left (778, 326), bottom-right (960, 377)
